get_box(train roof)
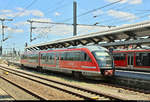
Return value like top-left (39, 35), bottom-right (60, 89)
top-left (67, 45), bottom-right (109, 51)
top-left (23, 45), bottom-right (109, 54)
top-left (113, 48), bottom-right (150, 52)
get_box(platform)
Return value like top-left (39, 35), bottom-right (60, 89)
top-left (116, 70), bottom-right (150, 81)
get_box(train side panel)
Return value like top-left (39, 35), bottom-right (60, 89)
top-left (21, 45), bottom-right (115, 79)
top-left (113, 49), bottom-right (150, 71)
top-left (39, 48), bottom-right (101, 77)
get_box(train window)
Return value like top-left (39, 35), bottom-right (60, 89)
top-left (62, 51), bottom-right (81, 61)
top-left (28, 54), bottom-right (38, 63)
top-left (113, 53), bottom-right (120, 60)
top-left (56, 52), bottom-right (59, 60)
top-left (47, 53), bottom-right (55, 65)
top-left (81, 51), bottom-right (91, 62)
top-left (65, 52), bottom-right (68, 60)
top-left (113, 53), bottom-right (126, 61)
top-left (62, 52), bottom-right (67, 60)
top-left (136, 53), bottom-right (150, 66)
top-left (65, 52), bottom-right (73, 61)
top-left (131, 55), bottom-right (133, 65)
top-left (69, 52), bottom-right (73, 60)
top-left (45, 54), bottom-right (48, 62)
top-left (121, 54), bottom-right (126, 60)
top-left (92, 51), bottom-right (113, 67)
top-left (60, 52), bottom-right (65, 60)
top-left (75, 52), bottom-right (81, 61)
top-left (40, 53), bottom-right (47, 64)
top-left (60, 51), bottom-right (90, 61)
top-left (71, 52), bottom-right (81, 61)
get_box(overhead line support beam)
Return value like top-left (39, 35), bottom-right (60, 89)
top-left (73, 1), bottom-right (77, 36)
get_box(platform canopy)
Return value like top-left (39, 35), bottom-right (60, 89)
top-left (26, 20), bottom-right (150, 50)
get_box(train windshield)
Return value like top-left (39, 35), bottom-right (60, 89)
top-left (93, 51), bottom-right (113, 68)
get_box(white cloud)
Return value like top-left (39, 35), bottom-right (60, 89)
top-left (15, 7), bottom-right (24, 11)
top-left (92, 10), bottom-right (103, 17)
top-left (18, 9), bottom-right (44, 17)
top-left (0, 10), bottom-right (12, 13)
top-left (0, 8), bottom-right (44, 18)
top-left (54, 12), bottom-right (60, 16)
top-left (105, 0), bottom-right (128, 3)
top-left (129, 0), bottom-right (142, 4)
top-left (30, 10), bottom-right (44, 17)
top-left (13, 21), bottom-right (29, 27)
top-left (18, 11), bottom-right (30, 17)
top-left (77, 25), bottom-right (111, 35)
top-left (105, 0), bottom-right (142, 4)
top-left (7, 27), bottom-right (24, 34)
top-left (107, 10), bottom-right (138, 21)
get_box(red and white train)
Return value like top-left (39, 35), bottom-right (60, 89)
top-left (113, 49), bottom-right (150, 71)
top-left (20, 45), bottom-right (115, 79)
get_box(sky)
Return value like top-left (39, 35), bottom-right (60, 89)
top-left (0, 0), bottom-right (150, 52)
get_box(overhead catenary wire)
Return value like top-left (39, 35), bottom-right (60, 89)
top-left (27, 0), bottom-right (123, 40)
top-left (93, 3), bottom-right (134, 18)
top-left (44, 0), bottom-right (69, 16)
top-left (41, 0), bottom-right (123, 32)
top-left (61, 0), bottom-right (124, 23)
top-left (94, 9), bottom-right (150, 24)
top-left (109, 11), bottom-right (150, 26)
top-left (12, 0), bottom-right (38, 20)
top-left (27, 19), bottom-right (114, 28)
top-left (77, 0), bottom-right (123, 18)
top-left (99, 10), bottom-right (150, 26)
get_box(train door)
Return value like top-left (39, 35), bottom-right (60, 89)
top-left (127, 53), bottom-right (134, 69)
top-left (56, 52), bottom-right (60, 68)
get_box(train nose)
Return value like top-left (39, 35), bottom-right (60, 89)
top-left (104, 70), bottom-right (113, 76)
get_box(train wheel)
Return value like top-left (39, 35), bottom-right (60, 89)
top-left (37, 67), bottom-right (43, 72)
top-left (21, 64), bottom-right (24, 69)
top-left (73, 72), bottom-right (83, 79)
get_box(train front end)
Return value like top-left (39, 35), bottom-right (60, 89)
top-left (88, 46), bottom-right (115, 77)
top-left (92, 51), bottom-right (114, 76)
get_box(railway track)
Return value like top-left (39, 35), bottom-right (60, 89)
top-left (0, 65), bottom-right (126, 101)
top-left (0, 76), bottom-right (43, 100)
top-left (109, 76), bottom-right (150, 93)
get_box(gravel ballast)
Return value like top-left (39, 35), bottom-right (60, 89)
top-left (0, 63), bottom-right (150, 100)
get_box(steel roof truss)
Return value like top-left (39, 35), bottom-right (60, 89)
top-left (77, 40), bottom-right (86, 45)
top-left (59, 43), bottom-right (66, 47)
top-left (88, 38), bottom-right (99, 44)
top-left (67, 41), bottom-right (76, 46)
top-left (124, 31), bottom-right (137, 41)
top-left (134, 44), bottom-right (142, 48)
top-left (104, 35), bottom-right (115, 42)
